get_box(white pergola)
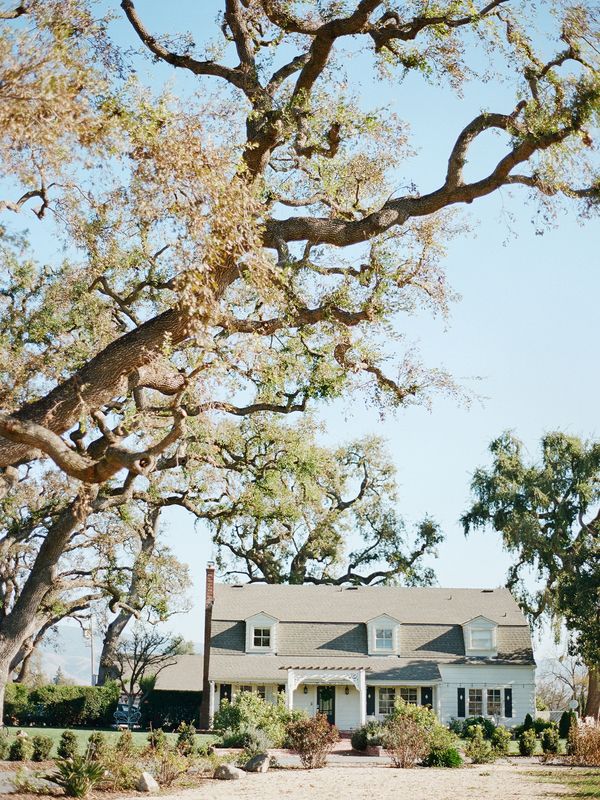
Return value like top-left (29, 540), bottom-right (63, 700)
top-left (285, 667), bottom-right (367, 725)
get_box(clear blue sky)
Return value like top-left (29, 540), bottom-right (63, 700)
top-left (29, 2), bottom-right (600, 662)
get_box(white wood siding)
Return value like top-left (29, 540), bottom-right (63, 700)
top-left (438, 664), bottom-right (535, 726)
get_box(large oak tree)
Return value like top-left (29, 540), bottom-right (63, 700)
top-left (0, 0), bottom-right (599, 720)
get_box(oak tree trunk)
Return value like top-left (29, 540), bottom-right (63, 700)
top-left (584, 666), bottom-right (600, 719)
top-left (97, 611), bottom-right (133, 685)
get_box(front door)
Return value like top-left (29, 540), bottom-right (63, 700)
top-left (317, 685), bottom-right (335, 725)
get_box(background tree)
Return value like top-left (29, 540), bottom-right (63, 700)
top-left (0, 0), bottom-right (599, 721)
top-left (462, 432), bottom-right (600, 717)
top-left (536, 652), bottom-right (588, 713)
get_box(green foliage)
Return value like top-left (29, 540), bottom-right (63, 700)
top-left (383, 700), bottom-right (450, 768)
top-left (241, 725), bottom-right (273, 758)
top-left (57, 730), bottom-right (79, 760)
top-left (0, 730), bottom-right (9, 760)
top-left (523, 713), bottom-right (535, 731)
top-left (3, 682), bottom-right (119, 728)
top-left (31, 735), bottom-right (53, 761)
top-left (116, 729), bottom-right (134, 756)
top-left (213, 692), bottom-right (300, 748)
top-left (491, 725), bottom-right (512, 756)
top-left (559, 710), bottom-right (577, 740)
top-left (463, 433), bottom-right (600, 670)
top-left (534, 718), bottom-right (556, 736)
top-left (175, 721), bottom-right (196, 754)
top-left (86, 731), bottom-right (107, 762)
top-left (286, 714), bottom-right (340, 769)
top-left (462, 716), bottom-right (497, 739)
top-left (149, 744), bottom-right (191, 787)
top-left (53, 754), bottom-right (105, 797)
top-left (8, 735), bottom-right (33, 761)
top-left (147, 727), bottom-right (168, 750)
top-left (424, 727), bottom-right (462, 767)
top-left (519, 728), bottom-right (538, 756)
top-left (97, 745), bottom-right (139, 791)
top-left (350, 720), bottom-right (385, 751)
top-left (465, 725), bottom-right (496, 764)
top-left (541, 727), bottom-right (561, 755)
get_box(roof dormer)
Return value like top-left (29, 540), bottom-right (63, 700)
top-left (366, 614), bottom-right (401, 655)
top-left (245, 611), bottom-right (278, 654)
top-left (462, 615), bottom-right (498, 657)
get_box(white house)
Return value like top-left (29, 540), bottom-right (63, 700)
top-left (200, 566), bottom-right (536, 731)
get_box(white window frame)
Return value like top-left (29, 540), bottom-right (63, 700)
top-left (470, 628), bottom-right (493, 650)
top-left (245, 612), bottom-right (278, 653)
top-left (367, 615), bottom-right (400, 655)
top-left (462, 616), bottom-right (498, 657)
top-left (378, 687), bottom-right (396, 716)
top-left (398, 687), bottom-right (418, 705)
top-left (486, 688), bottom-right (502, 716)
top-left (468, 688), bottom-right (483, 716)
top-left (375, 628), bottom-right (394, 651)
top-left (253, 627), bottom-right (271, 648)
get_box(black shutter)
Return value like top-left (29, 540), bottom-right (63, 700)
top-left (457, 687), bottom-right (466, 718)
top-left (421, 686), bottom-right (433, 707)
top-left (366, 686), bottom-right (376, 716)
top-left (277, 684), bottom-right (286, 695)
top-left (504, 688), bottom-right (513, 718)
top-left (219, 683), bottom-right (232, 703)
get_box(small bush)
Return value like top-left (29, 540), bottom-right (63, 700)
top-left (214, 692), bottom-right (300, 748)
top-left (286, 714), bottom-right (340, 769)
top-left (447, 718), bottom-right (464, 736)
top-left (534, 717), bottom-right (555, 736)
top-left (491, 725), bottom-right (512, 756)
top-left (53, 754), bottom-right (105, 797)
top-left (242, 725), bottom-right (273, 757)
top-left (98, 746), bottom-right (139, 791)
top-left (31, 735), bottom-right (53, 761)
top-left (559, 710), bottom-right (576, 740)
top-left (518, 728), bottom-right (537, 756)
top-left (176, 721), bottom-right (196, 754)
top-left (424, 746), bottom-right (463, 768)
top-left (541, 727), bottom-right (560, 756)
top-left (383, 715), bottom-right (430, 768)
top-left (0, 731), bottom-right (10, 760)
top-left (86, 731), bottom-right (107, 762)
top-left (9, 735), bottom-right (33, 762)
top-left (523, 713), bottom-right (535, 731)
top-left (567, 719), bottom-right (600, 766)
top-left (465, 725), bottom-right (496, 764)
top-left (150, 745), bottom-right (191, 787)
top-left (424, 726), bottom-right (461, 767)
top-left (57, 730), bottom-right (78, 760)
top-left (116, 729), bottom-right (135, 756)
top-left (147, 727), bottom-right (168, 750)
top-left (463, 716), bottom-right (497, 739)
top-left (350, 720), bottom-right (384, 751)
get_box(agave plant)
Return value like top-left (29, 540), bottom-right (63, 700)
top-left (52, 755), bottom-right (106, 798)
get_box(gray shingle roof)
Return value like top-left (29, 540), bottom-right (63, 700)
top-left (213, 584), bottom-right (527, 626)
top-left (153, 654), bottom-right (204, 692)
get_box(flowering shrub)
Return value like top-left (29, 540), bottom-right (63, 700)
top-left (286, 714), bottom-right (339, 769)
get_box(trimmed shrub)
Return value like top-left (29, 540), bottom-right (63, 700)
top-left (53, 754), bottom-right (105, 797)
top-left (58, 730), bottom-right (79, 760)
top-left (4, 682), bottom-right (119, 728)
top-left (214, 691), bottom-right (301, 748)
top-left (491, 725), bottom-right (512, 756)
top-left (147, 727), bottom-right (168, 751)
top-left (241, 725), bottom-right (273, 757)
top-left (465, 725), bottom-right (496, 764)
top-left (463, 716), bottom-right (497, 739)
top-left (116, 729), bottom-right (135, 756)
top-left (518, 728), bottom-right (537, 756)
top-left (86, 731), bottom-right (107, 762)
top-left (286, 714), bottom-right (340, 769)
top-left (141, 689), bottom-right (201, 730)
top-left (424, 726), bottom-right (462, 767)
top-left (0, 731), bottom-right (9, 760)
top-left (176, 721), bottom-right (196, 754)
top-left (523, 713), bottom-right (535, 731)
top-left (31, 735), bottom-right (54, 761)
top-left (534, 717), bottom-right (555, 736)
top-left (9, 735), bottom-right (33, 761)
top-left (3, 683), bottom-right (30, 725)
top-left (350, 720), bottom-right (385, 752)
top-left (541, 727), bottom-right (560, 756)
top-left (559, 710), bottom-right (576, 740)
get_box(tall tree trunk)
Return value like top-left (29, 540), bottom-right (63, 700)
top-left (97, 611), bottom-right (133, 685)
top-left (0, 490), bottom-right (92, 726)
top-left (14, 647), bottom-right (34, 684)
top-left (584, 666), bottom-right (600, 719)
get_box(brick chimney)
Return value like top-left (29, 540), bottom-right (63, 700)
top-left (205, 561), bottom-right (215, 608)
top-left (200, 562), bottom-right (216, 729)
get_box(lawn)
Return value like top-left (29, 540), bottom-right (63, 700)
top-left (1, 726), bottom-right (215, 758)
top-left (532, 769), bottom-right (600, 800)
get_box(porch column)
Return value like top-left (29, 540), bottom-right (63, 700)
top-left (359, 669), bottom-right (367, 726)
top-left (286, 670), bottom-right (294, 711)
top-left (208, 680), bottom-right (215, 726)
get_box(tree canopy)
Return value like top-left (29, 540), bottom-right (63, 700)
top-left (462, 431), bottom-right (600, 716)
top-left (0, 0), bottom-right (599, 718)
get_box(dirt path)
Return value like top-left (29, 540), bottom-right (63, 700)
top-left (139, 759), bottom-right (568, 800)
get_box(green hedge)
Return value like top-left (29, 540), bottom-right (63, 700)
top-left (140, 689), bottom-right (202, 731)
top-left (4, 682), bottom-right (120, 728)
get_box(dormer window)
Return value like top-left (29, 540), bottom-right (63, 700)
top-left (462, 615), bottom-right (498, 657)
top-left (367, 614), bottom-right (401, 655)
top-left (245, 612), bottom-right (278, 654)
top-left (253, 627), bottom-right (271, 648)
top-left (375, 628), bottom-right (394, 650)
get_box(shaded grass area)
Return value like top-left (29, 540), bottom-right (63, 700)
top-left (531, 769), bottom-right (600, 800)
top-left (1, 726), bottom-right (215, 758)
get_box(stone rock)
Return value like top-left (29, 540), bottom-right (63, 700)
top-left (213, 764), bottom-right (246, 781)
top-left (244, 754), bottom-right (270, 773)
top-left (136, 772), bottom-right (160, 793)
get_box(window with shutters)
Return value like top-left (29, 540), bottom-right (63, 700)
top-left (468, 688), bottom-right (483, 716)
top-left (487, 689), bottom-right (502, 715)
top-left (378, 687), bottom-right (396, 715)
top-left (399, 687), bottom-right (418, 704)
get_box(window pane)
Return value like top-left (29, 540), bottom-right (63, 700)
top-left (487, 689), bottom-right (502, 715)
top-left (471, 630), bottom-right (492, 649)
top-left (375, 628), bottom-right (393, 649)
top-left (253, 627), bottom-right (271, 647)
top-left (378, 687), bottom-right (396, 715)
top-left (399, 687), bottom-right (418, 704)
top-left (239, 685), bottom-right (252, 694)
top-left (257, 685), bottom-right (266, 700)
top-left (468, 688), bottom-right (483, 716)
